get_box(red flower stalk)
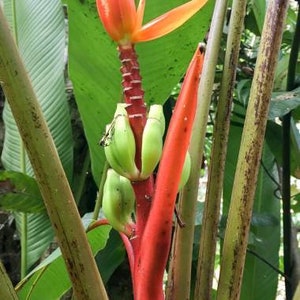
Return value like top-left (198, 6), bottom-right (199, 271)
top-left (135, 46), bottom-right (205, 299)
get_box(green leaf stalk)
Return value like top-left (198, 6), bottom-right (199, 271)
top-left (216, 0), bottom-right (289, 298)
top-left (166, 1), bottom-right (228, 299)
top-left (0, 261), bottom-right (18, 300)
top-left (195, 0), bottom-right (247, 298)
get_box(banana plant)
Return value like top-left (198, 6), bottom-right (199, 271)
top-left (0, 0), bottom-right (298, 299)
top-left (92, 1), bottom-right (207, 298)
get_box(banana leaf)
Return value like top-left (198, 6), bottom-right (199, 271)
top-left (1, 0), bottom-right (73, 272)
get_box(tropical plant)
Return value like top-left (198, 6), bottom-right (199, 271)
top-left (0, 0), bottom-right (299, 299)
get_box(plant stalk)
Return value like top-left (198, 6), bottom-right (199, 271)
top-left (0, 261), bottom-right (18, 300)
top-left (20, 213), bottom-right (27, 278)
top-left (0, 8), bottom-right (108, 300)
top-left (166, 1), bottom-right (228, 299)
top-left (195, 0), bottom-right (247, 298)
top-left (216, 0), bottom-right (289, 299)
top-left (282, 3), bottom-right (300, 298)
top-left (93, 161), bottom-right (109, 220)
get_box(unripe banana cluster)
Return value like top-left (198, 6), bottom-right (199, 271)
top-left (101, 103), bottom-right (165, 181)
top-left (101, 103), bottom-right (191, 188)
top-left (102, 169), bottom-right (135, 236)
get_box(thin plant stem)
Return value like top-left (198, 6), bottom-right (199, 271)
top-left (0, 8), bottom-right (108, 300)
top-left (216, 0), bottom-right (289, 299)
top-left (282, 3), bottom-right (300, 298)
top-left (195, 0), bottom-right (247, 298)
top-left (93, 161), bottom-right (109, 220)
top-left (20, 142), bottom-right (27, 279)
top-left (73, 149), bottom-right (91, 205)
top-left (165, 1), bottom-right (228, 299)
top-left (20, 213), bottom-right (27, 279)
top-left (282, 82), bottom-right (293, 300)
top-left (0, 261), bottom-right (18, 300)
top-left (11, 2), bottom-right (28, 277)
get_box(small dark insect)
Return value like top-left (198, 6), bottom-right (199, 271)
top-left (99, 113), bottom-right (125, 147)
top-left (99, 121), bottom-right (116, 147)
top-left (198, 42), bottom-right (206, 54)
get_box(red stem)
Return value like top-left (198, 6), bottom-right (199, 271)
top-left (118, 44), bottom-right (155, 253)
top-left (119, 232), bottom-right (135, 287)
top-left (134, 46), bottom-right (205, 299)
top-left (118, 45), bottom-right (147, 170)
top-left (131, 176), bottom-right (155, 254)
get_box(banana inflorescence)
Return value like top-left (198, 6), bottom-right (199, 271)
top-left (102, 169), bottom-right (135, 236)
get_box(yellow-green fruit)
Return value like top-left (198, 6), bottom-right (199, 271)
top-left (102, 169), bottom-right (134, 235)
top-left (119, 175), bottom-right (136, 221)
top-left (149, 104), bottom-right (165, 135)
top-left (140, 105), bottom-right (165, 179)
top-left (104, 104), bottom-right (139, 180)
top-left (178, 151), bottom-right (191, 190)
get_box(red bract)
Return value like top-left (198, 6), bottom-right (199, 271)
top-left (96, 0), bottom-right (208, 45)
top-left (135, 46), bottom-right (205, 299)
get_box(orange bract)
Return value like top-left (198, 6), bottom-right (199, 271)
top-left (96, 0), bottom-right (208, 45)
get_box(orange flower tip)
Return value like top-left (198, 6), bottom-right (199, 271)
top-left (131, 0), bottom-right (209, 43)
top-left (96, 0), bottom-right (138, 43)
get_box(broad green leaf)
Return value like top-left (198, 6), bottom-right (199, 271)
top-left (249, 0), bottom-right (266, 34)
top-left (2, 0), bottom-right (73, 272)
top-left (236, 82), bottom-right (300, 120)
top-left (266, 120), bottom-right (300, 179)
top-left (16, 225), bottom-right (111, 300)
top-left (95, 229), bottom-right (126, 284)
top-left (224, 125), bottom-right (280, 300)
top-left (0, 171), bottom-right (44, 213)
top-left (15, 212), bottom-right (54, 271)
top-left (273, 53), bottom-right (289, 91)
top-left (269, 87), bottom-right (300, 120)
top-left (67, 0), bottom-right (215, 183)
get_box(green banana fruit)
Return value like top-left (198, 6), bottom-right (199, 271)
top-left (102, 169), bottom-right (135, 236)
top-left (103, 104), bottom-right (139, 180)
top-left (119, 175), bottom-right (136, 220)
top-left (178, 151), bottom-right (191, 190)
top-left (140, 105), bottom-right (165, 179)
